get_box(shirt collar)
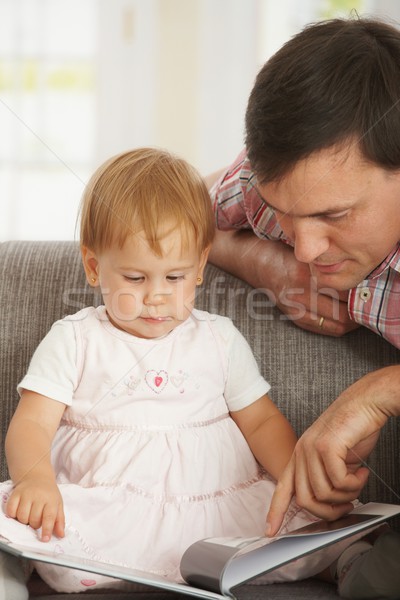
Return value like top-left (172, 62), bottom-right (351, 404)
top-left (368, 242), bottom-right (400, 278)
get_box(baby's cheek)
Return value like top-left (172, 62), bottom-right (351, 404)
top-left (107, 291), bottom-right (141, 323)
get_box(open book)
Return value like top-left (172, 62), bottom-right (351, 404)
top-left (1, 502), bottom-right (399, 599)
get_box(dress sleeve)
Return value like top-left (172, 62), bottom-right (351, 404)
top-left (17, 318), bottom-right (78, 406)
top-left (214, 316), bottom-right (271, 412)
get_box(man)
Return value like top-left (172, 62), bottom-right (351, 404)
top-left (210, 18), bottom-right (400, 342)
top-left (208, 17), bottom-right (400, 539)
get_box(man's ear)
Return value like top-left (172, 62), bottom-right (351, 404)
top-left (81, 246), bottom-right (100, 287)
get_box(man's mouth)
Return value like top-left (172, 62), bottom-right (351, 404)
top-left (311, 260), bottom-right (347, 274)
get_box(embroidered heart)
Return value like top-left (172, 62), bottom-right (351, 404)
top-left (145, 370), bottom-right (168, 393)
top-left (171, 374), bottom-right (184, 388)
top-left (81, 579), bottom-right (97, 587)
top-left (125, 375), bottom-right (140, 393)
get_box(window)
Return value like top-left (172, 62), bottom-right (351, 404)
top-left (0, 0), bottom-right (96, 240)
top-left (0, 0), bottom-right (390, 241)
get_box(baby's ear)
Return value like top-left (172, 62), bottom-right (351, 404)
top-left (197, 246), bottom-right (211, 282)
top-left (199, 245), bottom-right (211, 274)
top-left (81, 246), bottom-right (100, 287)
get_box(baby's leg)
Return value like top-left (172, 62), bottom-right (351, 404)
top-left (334, 529), bottom-right (400, 599)
top-left (251, 526), bottom-right (397, 591)
top-left (0, 550), bottom-right (30, 600)
top-left (272, 526), bottom-right (400, 599)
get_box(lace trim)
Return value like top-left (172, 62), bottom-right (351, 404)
top-left (59, 413), bottom-right (230, 432)
top-left (65, 472), bottom-right (267, 505)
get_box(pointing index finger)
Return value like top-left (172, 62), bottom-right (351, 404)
top-left (266, 456), bottom-right (296, 537)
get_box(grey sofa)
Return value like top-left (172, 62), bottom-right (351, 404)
top-left (1, 240), bottom-right (399, 600)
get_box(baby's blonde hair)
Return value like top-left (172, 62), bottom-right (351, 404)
top-left (80, 147), bottom-right (215, 255)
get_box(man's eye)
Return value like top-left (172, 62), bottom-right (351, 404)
top-left (325, 210), bottom-right (349, 220)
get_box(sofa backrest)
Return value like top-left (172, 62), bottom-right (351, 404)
top-left (1, 241), bottom-right (399, 519)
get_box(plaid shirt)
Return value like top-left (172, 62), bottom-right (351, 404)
top-left (211, 149), bottom-right (400, 349)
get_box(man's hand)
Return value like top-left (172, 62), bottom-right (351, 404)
top-left (270, 244), bottom-right (356, 336)
top-left (265, 367), bottom-right (400, 536)
top-left (266, 434), bottom-right (373, 536)
top-left (6, 478), bottom-right (65, 542)
top-left (209, 230), bottom-right (358, 337)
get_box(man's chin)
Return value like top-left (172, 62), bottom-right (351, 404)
top-left (311, 270), bottom-right (361, 293)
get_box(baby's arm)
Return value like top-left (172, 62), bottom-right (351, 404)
top-left (5, 390), bottom-right (66, 542)
top-left (230, 394), bottom-right (297, 482)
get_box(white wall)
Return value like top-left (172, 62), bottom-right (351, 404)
top-left (2, 0), bottom-right (399, 240)
top-left (95, 0), bottom-right (261, 174)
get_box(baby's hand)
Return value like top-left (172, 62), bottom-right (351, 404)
top-left (6, 478), bottom-right (65, 542)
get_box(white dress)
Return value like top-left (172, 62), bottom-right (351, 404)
top-left (0, 307), bottom-right (350, 593)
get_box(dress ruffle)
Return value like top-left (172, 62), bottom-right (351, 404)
top-left (0, 415), bottom-right (284, 591)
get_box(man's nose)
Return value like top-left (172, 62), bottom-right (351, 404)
top-left (291, 219), bottom-right (330, 264)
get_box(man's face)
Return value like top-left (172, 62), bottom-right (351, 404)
top-left (257, 144), bottom-right (400, 291)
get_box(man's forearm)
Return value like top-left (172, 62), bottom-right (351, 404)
top-left (209, 229), bottom-right (285, 290)
top-left (359, 365), bottom-right (400, 418)
top-left (209, 228), bottom-right (356, 337)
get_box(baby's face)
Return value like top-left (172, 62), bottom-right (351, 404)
top-left (88, 229), bottom-right (208, 339)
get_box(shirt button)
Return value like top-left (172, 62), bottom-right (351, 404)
top-left (359, 287), bottom-right (371, 302)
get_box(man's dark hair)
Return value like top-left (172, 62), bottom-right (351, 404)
top-left (245, 17), bottom-right (400, 183)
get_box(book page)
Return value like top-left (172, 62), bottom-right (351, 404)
top-left (220, 503), bottom-right (400, 594)
top-left (1, 502), bottom-right (399, 600)
top-left (187, 512), bottom-right (377, 564)
top-left (0, 537), bottom-right (226, 600)
top-left (281, 513), bottom-right (377, 538)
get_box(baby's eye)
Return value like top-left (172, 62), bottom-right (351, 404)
top-left (167, 274), bottom-right (185, 282)
top-left (124, 275), bottom-right (144, 282)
